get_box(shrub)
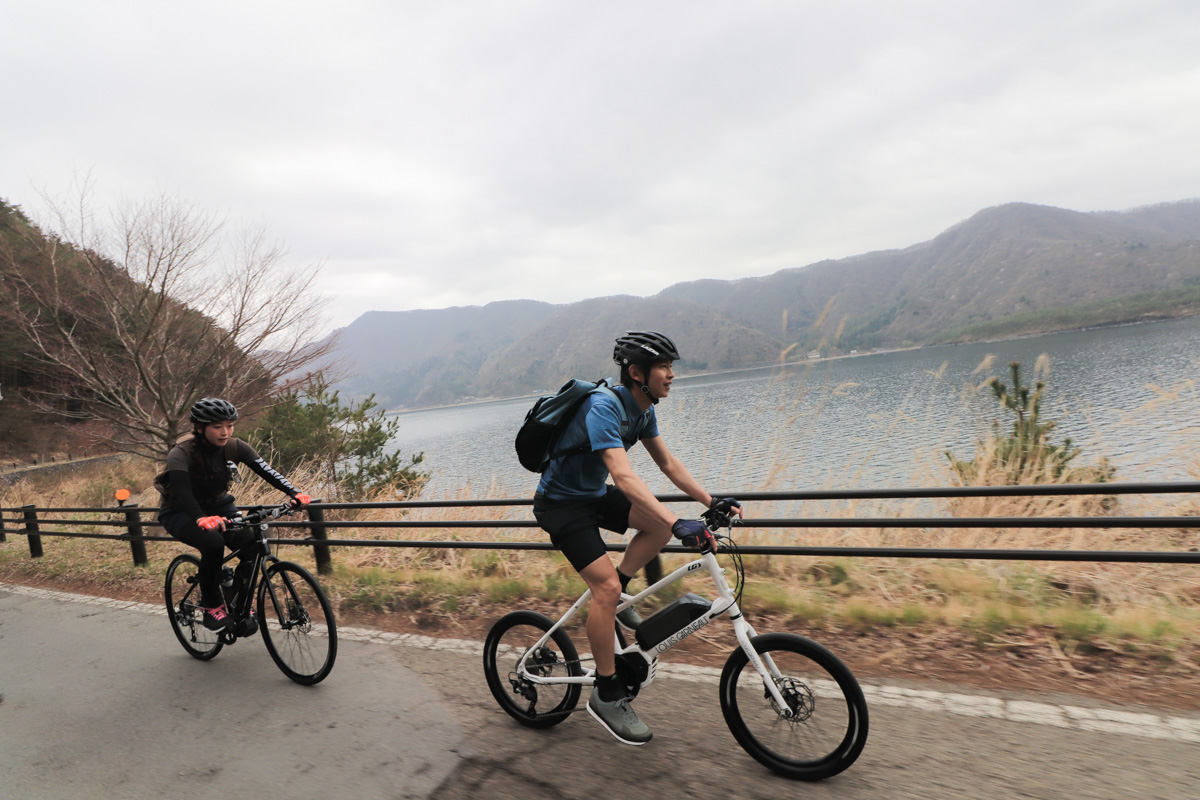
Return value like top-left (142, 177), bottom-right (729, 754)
top-left (250, 374), bottom-right (428, 501)
top-left (947, 360), bottom-right (1115, 487)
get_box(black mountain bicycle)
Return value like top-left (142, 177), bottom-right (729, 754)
top-left (163, 504), bottom-right (338, 685)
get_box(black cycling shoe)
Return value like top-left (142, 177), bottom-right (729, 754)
top-left (202, 605), bottom-right (233, 631)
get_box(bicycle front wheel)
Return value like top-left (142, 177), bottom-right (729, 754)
top-left (164, 554), bottom-right (224, 660)
top-left (483, 611), bottom-right (583, 728)
top-left (720, 632), bottom-right (868, 781)
top-left (257, 561), bottom-right (337, 685)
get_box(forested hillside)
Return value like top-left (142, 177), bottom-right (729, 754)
top-left (0, 201), bottom-right (101, 454)
top-left (1, 195), bottom-right (333, 460)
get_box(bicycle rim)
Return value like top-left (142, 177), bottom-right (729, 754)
top-left (483, 610), bottom-right (582, 728)
top-left (720, 633), bottom-right (868, 781)
top-left (164, 554), bottom-right (223, 660)
top-left (258, 562), bottom-right (337, 685)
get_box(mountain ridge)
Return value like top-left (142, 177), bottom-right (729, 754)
top-left (327, 198), bottom-right (1200, 408)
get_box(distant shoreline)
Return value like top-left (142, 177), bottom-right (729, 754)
top-left (383, 313), bottom-right (1199, 416)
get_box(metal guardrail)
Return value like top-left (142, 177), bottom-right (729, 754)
top-left (2, 481), bottom-right (1199, 575)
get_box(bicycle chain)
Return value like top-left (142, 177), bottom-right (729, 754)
top-left (506, 650), bottom-right (661, 720)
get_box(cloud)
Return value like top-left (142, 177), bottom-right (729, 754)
top-left (4, 1), bottom-right (1199, 329)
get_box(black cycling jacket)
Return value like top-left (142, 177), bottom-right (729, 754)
top-left (158, 436), bottom-right (299, 520)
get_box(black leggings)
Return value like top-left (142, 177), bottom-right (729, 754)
top-left (159, 501), bottom-right (247, 608)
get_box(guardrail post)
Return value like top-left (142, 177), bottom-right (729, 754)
top-left (122, 504), bottom-right (148, 567)
top-left (22, 504), bottom-right (43, 558)
top-left (645, 554), bottom-right (663, 585)
top-left (307, 501), bottom-right (331, 575)
top-left (0, 510), bottom-right (7, 543)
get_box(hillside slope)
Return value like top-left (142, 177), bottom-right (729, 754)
top-left (321, 198), bottom-right (1200, 407)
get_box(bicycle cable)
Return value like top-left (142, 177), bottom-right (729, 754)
top-left (715, 526), bottom-right (745, 609)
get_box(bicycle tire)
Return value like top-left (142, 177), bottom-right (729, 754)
top-left (720, 632), bottom-right (868, 781)
top-left (164, 554), bottom-right (224, 660)
top-left (483, 611), bottom-right (583, 728)
top-left (257, 561), bottom-right (338, 685)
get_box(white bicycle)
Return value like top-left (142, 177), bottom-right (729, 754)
top-left (482, 508), bottom-right (869, 781)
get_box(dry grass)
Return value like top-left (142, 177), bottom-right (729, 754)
top-left (2, 373), bottom-right (1199, 658)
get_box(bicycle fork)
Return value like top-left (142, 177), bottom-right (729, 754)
top-left (730, 617), bottom-right (796, 718)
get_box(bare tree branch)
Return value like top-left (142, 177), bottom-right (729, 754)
top-left (0, 186), bottom-right (341, 460)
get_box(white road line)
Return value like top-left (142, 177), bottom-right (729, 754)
top-left (5, 581), bottom-right (1198, 745)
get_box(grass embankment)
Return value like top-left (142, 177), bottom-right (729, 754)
top-left (2, 448), bottom-right (1198, 666)
top-left (932, 284), bottom-right (1200, 344)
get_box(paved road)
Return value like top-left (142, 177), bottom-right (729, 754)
top-left (0, 584), bottom-right (471, 800)
top-left (3, 583), bottom-right (1199, 800)
top-left (407, 642), bottom-right (1200, 800)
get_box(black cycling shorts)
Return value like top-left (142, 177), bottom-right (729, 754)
top-left (533, 485), bottom-right (631, 572)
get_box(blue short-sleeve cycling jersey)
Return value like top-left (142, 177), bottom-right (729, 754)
top-left (537, 384), bottom-right (658, 500)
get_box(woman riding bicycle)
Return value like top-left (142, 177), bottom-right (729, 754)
top-left (156, 397), bottom-right (311, 632)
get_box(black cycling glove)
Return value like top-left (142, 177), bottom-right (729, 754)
top-left (672, 519), bottom-right (715, 550)
top-left (710, 497), bottom-right (741, 514)
top-left (703, 496), bottom-right (741, 527)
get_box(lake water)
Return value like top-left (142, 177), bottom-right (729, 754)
top-left (387, 316), bottom-right (1200, 500)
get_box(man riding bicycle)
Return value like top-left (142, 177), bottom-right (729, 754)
top-left (156, 397), bottom-right (311, 632)
top-left (532, 331), bottom-right (742, 745)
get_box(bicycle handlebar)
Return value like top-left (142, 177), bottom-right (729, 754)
top-left (226, 503), bottom-right (294, 527)
top-left (702, 507), bottom-right (738, 531)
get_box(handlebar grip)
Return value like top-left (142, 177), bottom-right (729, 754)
top-left (701, 508), bottom-right (732, 530)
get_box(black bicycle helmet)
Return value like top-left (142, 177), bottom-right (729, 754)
top-left (189, 397), bottom-right (239, 424)
top-left (612, 331), bottom-right (681, 368)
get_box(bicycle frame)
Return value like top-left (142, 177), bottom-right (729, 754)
top-left (511, 542), bottom-right (797, 718)
top-left (218, 506), bottom-right (310, 633)
top-left (218, 521), bottom-right (274, 621)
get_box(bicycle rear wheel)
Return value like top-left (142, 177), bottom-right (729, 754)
top-left (258, 561), bottom-right (337, 685)
top-left (164, 554), bottom-right (224, 660)
top-left (720, 632), bottom-right (868, 781)
top-left (483, 611), bottom-right (583, 728)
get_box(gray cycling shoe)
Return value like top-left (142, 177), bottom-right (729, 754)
top-left (587, 692), bottom-right (653, 745)
top-left (616, 604), bottom-right (644, 631)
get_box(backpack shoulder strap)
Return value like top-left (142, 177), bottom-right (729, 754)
top-left (591, 382), bottom-right (634, 443)
top-left (546, 380), bottom-right (626, 462)
top-left (179, 437), bottom-right (204, 471)
top-left (592, 385), bottom-right (628, 422)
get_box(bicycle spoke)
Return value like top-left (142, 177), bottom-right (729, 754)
top-left (164, 554), bottom-right (223, 660)
top-left (483, 611), bottom-right (583, 728)
top-left (720, 633), bottom-right (867, 780)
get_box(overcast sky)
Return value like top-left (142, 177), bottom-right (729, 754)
top-left (3, 1), bottom-right (1198, 331)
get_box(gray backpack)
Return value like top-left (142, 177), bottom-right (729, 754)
top-left (515, 379), bottom-right (629, 473)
